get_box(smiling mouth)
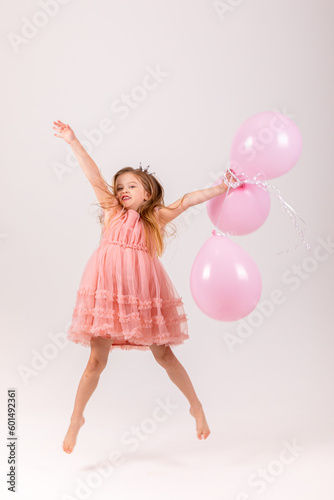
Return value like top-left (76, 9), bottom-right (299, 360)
top-left (122, 196), bottom-right (131, 200)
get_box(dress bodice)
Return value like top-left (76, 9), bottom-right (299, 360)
top-left (101, 208), bottom-right (151, 254)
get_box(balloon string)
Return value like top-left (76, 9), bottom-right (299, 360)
top-left (213, 169), bottom-right (312, 255)
top-left (214, 169), bottom-right (241, 239)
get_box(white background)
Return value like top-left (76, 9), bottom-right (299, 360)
top-left (1, 0), bottom-right (334, 499)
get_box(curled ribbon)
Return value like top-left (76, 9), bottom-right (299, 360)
top-left (214, 169), bottom-right (312, 255)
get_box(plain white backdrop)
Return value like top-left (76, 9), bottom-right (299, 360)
top-left (1, 0), bottom-right (334, 499)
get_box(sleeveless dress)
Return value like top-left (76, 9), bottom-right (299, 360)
top-left (66, 206), bottom-right (189, 351)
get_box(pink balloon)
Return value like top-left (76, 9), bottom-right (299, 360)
top-left (230, 111), bottom-right (302, 180)
top-left (190, 232), bottom-right (262, 321)
top-left (207, 177), bottom-right (271, 235)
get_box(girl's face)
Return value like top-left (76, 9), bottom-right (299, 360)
top-left (116, 173), bottom-right (150, 212)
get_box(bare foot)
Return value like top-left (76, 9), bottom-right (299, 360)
top-left (63, 416), bottom-right (85, 454)
top-left (189, 405), bottom-right (211, 440)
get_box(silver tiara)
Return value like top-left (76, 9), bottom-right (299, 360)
top-left (139, 162), bottom-right (155, 175)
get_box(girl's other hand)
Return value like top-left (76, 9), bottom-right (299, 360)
top-left (220, 168), bottom-right (242, 190)
top-left (53, 120), bottom-right (77, 144)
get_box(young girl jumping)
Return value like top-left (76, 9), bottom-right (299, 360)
top-left (53, 120), bottom-right (232, 454)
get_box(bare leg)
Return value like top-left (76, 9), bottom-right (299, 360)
top-left (149, 344), bottom-right (210, 440)
top-left (63, 337), bottom-right (113, 453)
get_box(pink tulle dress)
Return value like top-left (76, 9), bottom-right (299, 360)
top-left (66, 206), bottom-right (189, 351)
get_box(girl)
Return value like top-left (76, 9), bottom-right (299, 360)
top-left (53, 120), bottom-right (232, 453)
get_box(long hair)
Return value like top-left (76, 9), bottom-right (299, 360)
top-left (90, 166), bottom-right (188, 258)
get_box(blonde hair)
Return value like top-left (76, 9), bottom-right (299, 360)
top-left (90, 166), bottom-right (188, 258)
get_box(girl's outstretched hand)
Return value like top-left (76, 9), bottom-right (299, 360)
top-left (53, 120), bottom-right (77, 145)
top-left (220, 168), bottom-right (242, 190)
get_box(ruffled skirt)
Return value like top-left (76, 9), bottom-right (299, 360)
top-left (66, 240), bottom-right (189, 351)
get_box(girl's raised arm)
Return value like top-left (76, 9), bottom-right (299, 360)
top-left (156, 172), bottom-right (235, 226)
top-left (53, 120), bottom-right (118, 209)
